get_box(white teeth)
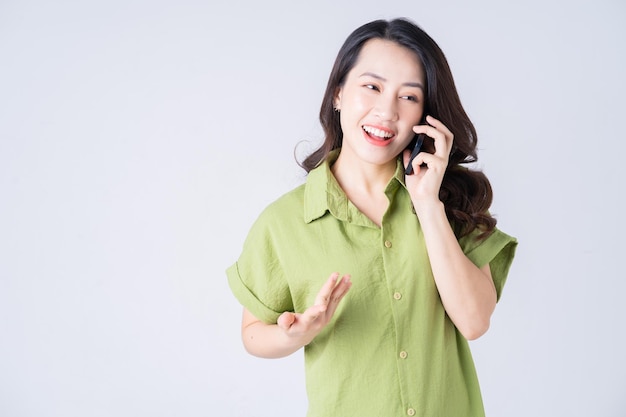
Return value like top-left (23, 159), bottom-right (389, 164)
top-left (363, 125), bottom-right (393, 139)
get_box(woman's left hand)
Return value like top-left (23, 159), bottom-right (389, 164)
top-left (403, 115), bottom-right (453, 205)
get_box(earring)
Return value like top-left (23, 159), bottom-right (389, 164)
top-left (334, 107), bottom-right (340, 112)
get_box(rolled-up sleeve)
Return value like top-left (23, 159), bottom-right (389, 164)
top-left (461, 227), bottom-right (518, 301)
top-left (226, 209), bottom-right (294, 324)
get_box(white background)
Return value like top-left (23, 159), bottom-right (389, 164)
top-left (1, 0), bottom-right (625, 416)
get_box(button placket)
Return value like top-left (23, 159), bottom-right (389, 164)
top-left (382, 227), bottom-right (415, 414)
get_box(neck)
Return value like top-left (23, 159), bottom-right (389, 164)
top-left (330, 152), bottom-right (397, 197)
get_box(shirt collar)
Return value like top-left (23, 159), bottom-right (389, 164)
top-left (303, 149), bottom-right (406, 224)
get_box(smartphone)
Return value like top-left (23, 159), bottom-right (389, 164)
top-left (405, 133), bottom-right (425, 175)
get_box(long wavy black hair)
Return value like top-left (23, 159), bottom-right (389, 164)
top-left (298, 18), bottom-right (496, 238)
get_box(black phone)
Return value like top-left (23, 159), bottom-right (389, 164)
top-left (405, 133), bottom-right (425, 175)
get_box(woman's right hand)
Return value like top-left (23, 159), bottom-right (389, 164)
top-left (241, 272), bottom-right (351, 358)
top-left (276, 272), bottom-right (352, 346)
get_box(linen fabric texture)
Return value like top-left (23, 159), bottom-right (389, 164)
top-left (227, 152), bottom-right (518, 417)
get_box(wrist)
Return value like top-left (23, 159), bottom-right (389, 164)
top-left (413, 199), bottom-right (445, 219)
top-left (277, 323), bottom-right (316, 351)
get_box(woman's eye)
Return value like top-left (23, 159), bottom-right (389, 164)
top-left (364, 84), bottom-right (380, 91)
top-left (401, 95), bottom-right (419, 102)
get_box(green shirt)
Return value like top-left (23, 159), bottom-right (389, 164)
top-left (227, 153), bottom-right (518, 417)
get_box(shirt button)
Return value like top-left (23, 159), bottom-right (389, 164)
top-left (384, 240), bottom-right (392, 248)
top-left (399, 351), bottom-right (408, 359)
top-left (393, 292), bottom-right (402, 300)
top-left (407, 408), bottom-right (416, 416)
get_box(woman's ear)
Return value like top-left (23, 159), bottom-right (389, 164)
top-left (333, 87), bottom-right (342, 111)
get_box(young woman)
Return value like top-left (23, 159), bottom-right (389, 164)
top-left (227, 18), bottom-right (517, 417)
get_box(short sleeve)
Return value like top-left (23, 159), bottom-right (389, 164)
top-left (226, 209), bottom-right (294, 324)
top-left (459, 227), bottom-right (518, 301)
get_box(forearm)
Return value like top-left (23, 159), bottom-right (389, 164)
top-left (240, 275), bottom-right (351, 358)
top-left (242, 319), bottom-right (306, 359)
top-left (416, 201), bottom-right (497, 340)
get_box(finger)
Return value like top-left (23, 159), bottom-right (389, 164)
top-left (425, 115), bottom-right (452, 136)
top-left (299, 304), bottom-right (328, 326)
top-left (314, 272), bottom-right (340, 306)
top-left (329, 274), bottom-right (352, 302)
top-left (324, 275), bottom-right (352, 318)
top-left (412, 117), bottom-right (453, 158)
top-left (411, 152), bottom-right (446, 174)
top-left (424, 115), bottom-right (453, 157)
top-left (277, 312), bottom-right (296, 330)
top-left (404, 148), bottom-right (427, 177)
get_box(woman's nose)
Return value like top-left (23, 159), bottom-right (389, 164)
top-left (375, 94), bottom-right (399, 121)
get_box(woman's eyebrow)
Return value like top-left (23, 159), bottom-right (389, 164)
top-left (359, 71), bottom-right (424, 90)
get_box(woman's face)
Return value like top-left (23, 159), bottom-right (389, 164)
top-left (334, 38), bottom-right (425, 168)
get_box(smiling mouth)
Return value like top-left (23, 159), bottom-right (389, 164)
top-left (362, 125), bottom-right (395, 141)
